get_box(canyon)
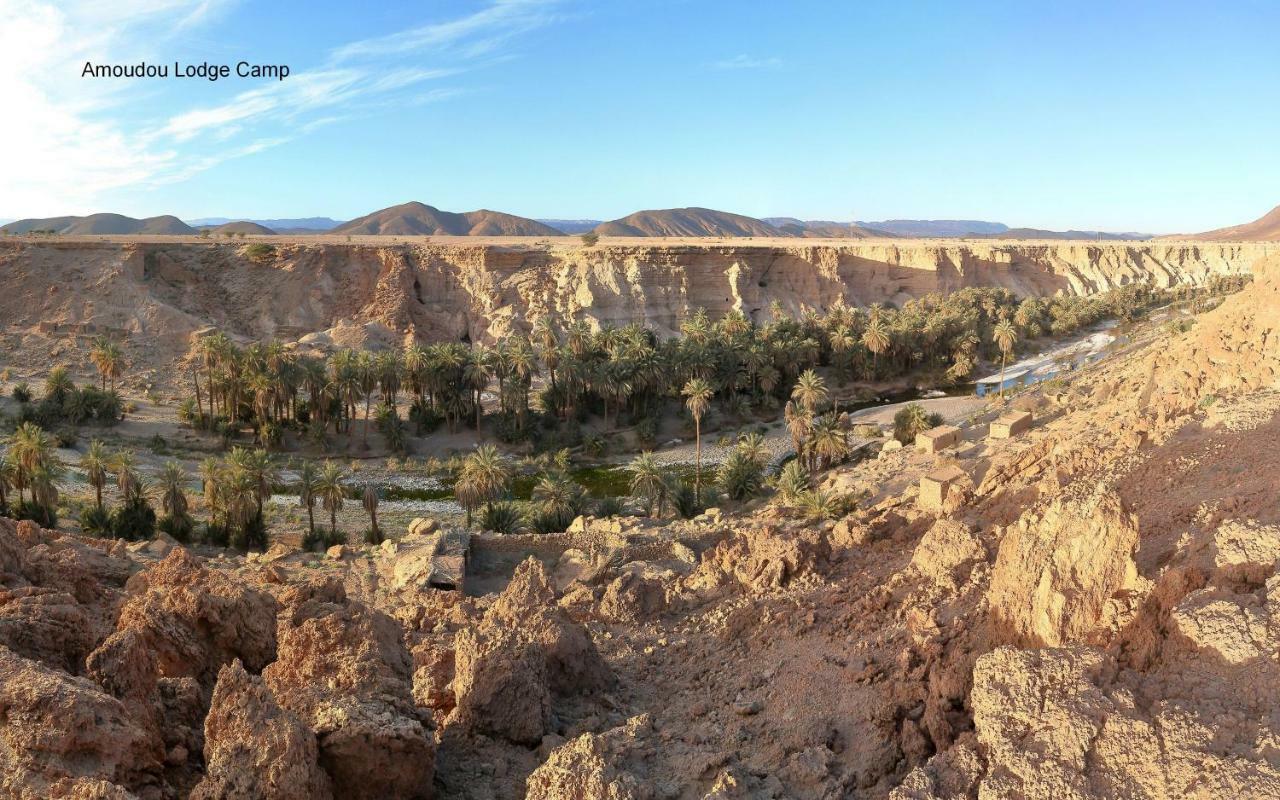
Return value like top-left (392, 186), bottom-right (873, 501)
top-left (0, 238), bottom-right (1270, 378)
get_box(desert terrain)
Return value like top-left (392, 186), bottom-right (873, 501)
top-left (0, 232), bottom-right (1277, 799)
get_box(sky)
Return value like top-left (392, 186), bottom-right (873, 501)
top-left (1, 0), bottom-right (1278, 232)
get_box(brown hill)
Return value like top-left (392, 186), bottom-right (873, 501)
top-left (1188, 204), bottom-right (1280, 241)
top-left (332, 202), bottom-right (563, 237)
top-left (593, 207), bottom-right (782, 238)
top-left (206, 221), bottom-right (277, 235)
top-left (1, 213), bottom-right (196, 235)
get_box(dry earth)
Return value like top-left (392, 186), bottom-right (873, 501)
top-left (1, 250), bottom-right (1279, 798)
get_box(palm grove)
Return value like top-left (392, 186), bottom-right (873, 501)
top-left (0, 280), bottom-right (1182, 548)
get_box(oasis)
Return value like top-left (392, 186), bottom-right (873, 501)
top-left (237, 62), bottom-right (290, 80)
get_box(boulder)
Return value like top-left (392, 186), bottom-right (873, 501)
top-left (191, 660), bottom-right (332, 800)
top-left (263, 579), bottom-right (433, 800)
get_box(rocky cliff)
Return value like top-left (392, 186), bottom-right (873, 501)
top-left (0, 239), bottom-right (1271, 365)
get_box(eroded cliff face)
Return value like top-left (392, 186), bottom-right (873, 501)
top-left (0, 239), bottom-right (1270, 362)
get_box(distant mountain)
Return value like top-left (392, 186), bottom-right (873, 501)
top-left (975, 228), bottom-right (1152, 241)
top-left (187, 216), bottom-right (344, 231)
top-left (1185, 204), bottom-right (1280, 241)
top-left (538, 219), bottom-right (604, 235)
top-left (1, 213), bottom-right (195, 235)
top-left (204, 221), bottom-right (276, 235)
top-left (332, 202), bottom-right (563, 237)
top-left (593, 208), bottom-right (782, 238)
top-left (761, 218), bottom-right (892, 238)
top-left (855, 220), bottom-right (1010, 237)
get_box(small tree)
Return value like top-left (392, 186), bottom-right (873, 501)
top-left (362, 483), bottom-right (381, 543)
top-left (580, 232), bottom-right (600, 247)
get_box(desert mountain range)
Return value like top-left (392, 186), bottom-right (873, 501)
top-left (5, 201), bottom-right (1279, 240)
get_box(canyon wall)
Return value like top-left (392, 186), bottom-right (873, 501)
top-left (0, 239), bottom-right (1271, 363)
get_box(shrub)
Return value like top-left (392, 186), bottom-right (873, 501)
top-left (717, 450), bottom-right (764, 501)
top-left (198, 521), bottom-right (231, 548)
top-left (79, 505), bottom-right (111, 536)
top-left (672, 481), bottom-right (711, 519)
top-left (482, 502), bottom-right (522, 534)
top-left (580, 232), bottom-right (600, 247)
top-left (409, 400), bottom-right (443, 435)
top-left (230, 513), bottom-right (269, 552)
top-left (243, 243), bottom-right (276, 262)
top-left (13, 500), bottom-right (57, 528)
top-left (528, 506), bottom-right (576, 535)
top-left (11, 383), bottom-right (31, 404)
top-left (302, 526), bottom-right (346, 552)
top-left (893, 403), bottom-right (938, 445)
top-left (157, 514), bottom-right (193, 543)
top-left (110, 497), bottom-right (155, 541)
top-left (593, 495), bottom-right (624, 518)
top-left (363, 526), bottom-right (384, 545)
top-left (775, 458), bottom-right (809, 500)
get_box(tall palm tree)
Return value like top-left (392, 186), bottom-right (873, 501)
top-left (994, 318), bottom-right (1019, 399)
top-left (89, 336), bottom-right (124, 391)
top-left (112, 450), bottom-right (142, 506)
top-left (682, 377), bottom-right (713, 493)
top-left (862, 316), bottom-right (890, 377)
top-left (296, 461), bottom-right (319, 540)
top-left (316, 461), bottom-right (346, 538)
top-left (81, 440), bottom-right (109, 510)
top-left (158, 461), bottom-right (190, 524)
top-left (9, 422), bottom-right (55, 505)
top-left (791, 369), bottom-right (828, 414)
top-left (629, 452), bottom-right (670, 517)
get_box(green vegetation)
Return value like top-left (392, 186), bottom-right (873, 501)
top-left (893, 403), bottom-right (943, 445)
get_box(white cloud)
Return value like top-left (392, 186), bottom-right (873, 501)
top-left (0, 0), bottom-right (562, 217)
top-left (712, 54), bottom-right (783, 70)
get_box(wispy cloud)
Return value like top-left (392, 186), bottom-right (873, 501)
top-left (712, 54), bottom-right (783, 70)
top-left (0, 0), bottom-right (563, 216)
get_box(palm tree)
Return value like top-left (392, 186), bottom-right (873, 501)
top-left (532, 472), bottom-right (582, 522)
top-left (28, 463), bottom-right (61, 525)
top-left (994, 318), bottom-right (1018, 399)
top-left (862, 316), bottom-right (890, 376)
top-left (81, 440), bottom-right (109, 510)
top-left (784, 400), bottom-right (813, 467)
top-left (0, 452), bottom-right (14, 515)
top-left (9, 422), bottom-right (55, 505)
top-left (682, 377), bottom-right (713, 493)
top-left (316, 461), bottom-right (346, 539)
top-left (362, 483), bottom-right (380, 539)
top-left (45, 367), bottom-right (73, 405)
top-left (458, 445), bottom-right (511, 520)
top-left (736, 432), bottom-right (769, 466)
top-left (629, 452), bottom-right (670, 517)
top-left (808, 413), bottom-right (848, 472)
top-left (296, 461), bottom-right (319, 540)
top-left (791, 369), bottom-right (828, 414)
top-left (199, 457), bottom-right (224, 526)
top-left (112, 450), bottom-right (141, 506)
top-left (158, 461), bottom-right (190, 527)
top-left (89, 336), bottom-right (124, 391)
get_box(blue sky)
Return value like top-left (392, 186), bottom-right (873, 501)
top-left (3, 0), bottom-right (1278, 232)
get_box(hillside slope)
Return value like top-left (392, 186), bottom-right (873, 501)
top-left (333, 202), bottom-right (563, 237)
top-left (207, 221), bottom-right (277, 235)
top-left (1189, 204), bottom-right (1280, 241)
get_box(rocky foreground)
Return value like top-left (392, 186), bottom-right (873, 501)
top-left (2, 257), bottom-right (1279, 799)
